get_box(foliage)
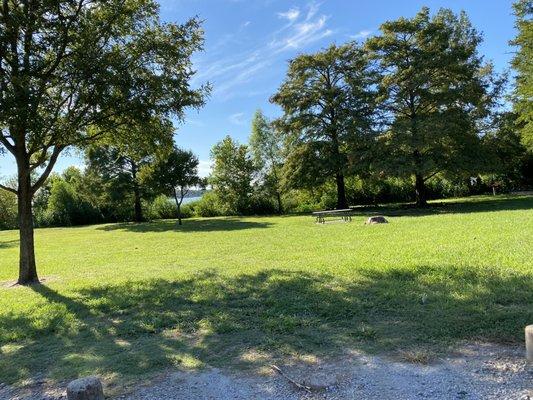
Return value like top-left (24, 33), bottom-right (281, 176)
top-left (0, 0), bottom-right (208, 283)
top-left (188, 191), bottom-right (226, 217)
top-left (272, 43), bottom-right (376, 209)
top-left (0, 191), bottom-right (17, 230)
top-left (511, 0), bottom-right (533, 151)
top-left (142, 147), bottom-right (201, 224)
top-left (366, 7), bottom-right (503, 206)
top-left (482, 112), bottom-right (533, 189)
top-left (249, 110), bottom-right (284, 213)
top-left (0, 195), bottom-right (531, 388)
top-left (147, 195), bottom-right (178, 220)
top-left (209, 136), bottom-right (256, 214)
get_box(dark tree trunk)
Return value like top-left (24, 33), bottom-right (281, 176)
top-left (17, 160), bottom-right (39, 285)
top-left (335, 173), bottom-right (348, 209)
top-left (414, 173), bottom-right (428, 207)
top-left (276, 191), bottom-right (283, 214)
top-left (131, 161), bottom-right (143, 223)
top-left (173, 188), bottom-right (183, 225)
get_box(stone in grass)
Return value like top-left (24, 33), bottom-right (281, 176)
top-left (67, 376), bottom-right (104, 400)
top-left (365, 216), bottom-right (388, 225)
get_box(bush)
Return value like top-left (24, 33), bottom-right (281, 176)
top-left (43, 179), bottom-right (101, 226)
top-left (147, 195), bottom-right (177, 220)
top-left (189, 191), bottom-right (226, 217)
top-left (0, 190), bottom-right (17, 230)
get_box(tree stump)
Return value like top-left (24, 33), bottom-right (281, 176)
top-left (526, 325), bottom-right (533, 362)
top-left (67, 377), bottom-right (104, 400)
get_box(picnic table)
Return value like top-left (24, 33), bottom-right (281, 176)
top-left (312, 209), bottom-right (354, 224)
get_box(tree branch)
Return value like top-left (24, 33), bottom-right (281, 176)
top-left (31, 145), bottom-right (64, 193)
top-left (0, 182), bottom-right (17, 194)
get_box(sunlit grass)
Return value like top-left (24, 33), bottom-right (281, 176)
top-left (0, 194), bottom-right (531, 388)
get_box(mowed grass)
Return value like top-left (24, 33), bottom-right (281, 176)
top-left (0, 195), bottom-right (532, 389)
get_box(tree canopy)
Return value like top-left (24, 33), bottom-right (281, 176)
top-left (366, 7), bottom-right (502, 206)
top-left (271, 43), bottom-right (376, 209)
top-left (142, 146), bottom-right (201, 225)
top-left (210, 136), bottom-right (255, 214)
top-left (0, 0), bottom-right (208, 283)
top-left (511, 0), bottom-right (533, 151)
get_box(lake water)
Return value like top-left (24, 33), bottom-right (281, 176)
top-left (182, 196), bottom-right (202, 204)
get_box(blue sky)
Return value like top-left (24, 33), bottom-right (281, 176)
top-left (0, 0), bottom-right (517, 178)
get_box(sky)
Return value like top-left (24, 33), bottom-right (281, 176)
top-left (0, 0), bottom-right (518, 179)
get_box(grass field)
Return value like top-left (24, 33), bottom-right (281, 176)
top-left (0, 195), bottom-right (532, 390)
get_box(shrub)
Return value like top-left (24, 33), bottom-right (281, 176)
top-left (0, 190), bottom-right (17, 230)
top-left (148, 195), bottom-right (177, 220)
top-left (189, 191), bottom-right (226, 217)
top-left (43, 179), bottom-right (101, 226)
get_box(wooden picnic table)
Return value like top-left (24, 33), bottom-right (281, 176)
top-left (312, 209), bottom-right (354, 224)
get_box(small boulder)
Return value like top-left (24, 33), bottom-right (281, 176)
top-left (365, 216), bottom-right (388, 225)
top-left (67, 377), bottom-right (104, 400)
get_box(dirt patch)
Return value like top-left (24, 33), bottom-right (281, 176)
top-left (1, 276), bottom-right (59, 288)
top-left (2, 343), bottom-right (531, 400)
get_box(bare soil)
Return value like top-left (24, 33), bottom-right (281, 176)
top-left (2, 343), bottom-right (531, 400)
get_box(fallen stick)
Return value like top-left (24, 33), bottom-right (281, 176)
top-left (270, 365), bottom-right (312, 393)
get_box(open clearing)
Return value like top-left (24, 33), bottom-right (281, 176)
top-left (0, 195), bottom-right (532, 398)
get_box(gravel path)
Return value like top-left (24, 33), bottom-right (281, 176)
top-left (2, 343), bottom-right (531, 400)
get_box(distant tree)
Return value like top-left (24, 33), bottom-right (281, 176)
top-left (249, 110), bottom-right (284, 213)
top-left (483, 112), bottom-right (533, 188)
top-left (271, 43), bottom-right (375, 209)
top-left (0, 1), bottom-right (207, 284)
top-left (367, 7), bottom-right (503, 206)
top-left (210, 136), bottom-right (255, 214)
top-left (511, 0), bottom-right (533, 151)
top-left (142, 147), bottom-right (201, 225)
top-left (85, 118), bottom-right (175, 223)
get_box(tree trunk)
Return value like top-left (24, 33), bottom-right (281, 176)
top-left (17, 161), bottom-right (39, 285)
top-left (173, 188), bottom-right (183, 226)
top-left (335, 173), bottom-right (348, 209)
top-left (131, 162), bottom-right (143, 223)
top-left (414, 173), bottom-right (428, 207)
top-left (276, 191), bottom-right (283, 214)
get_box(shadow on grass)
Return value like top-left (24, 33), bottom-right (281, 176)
top-left (0, 266), bottom-right (531, 386)
top-left (96, 218), bottom-right (273, 233)
top-left (0, 239), bottom-right (18, 249)
top-left (350, 195), bottom-right (533, 218)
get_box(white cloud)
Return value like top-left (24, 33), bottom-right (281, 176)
top-left (350, 30), bottom-right (372, 40)
top-left (242, 21), bottom-right (251, 27)
top-left (277, 7), bottom-right (300, 22)
top-left (228, 112), bottom-right (247, 126)
top-left (270, 15), bottom-right (333, 52)
top-left (193, 2), bottom-right (333, 99)
top-left (197, 160), bottom-right (211, 178)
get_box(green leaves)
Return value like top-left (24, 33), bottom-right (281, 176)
top-left (271, 43), bottom-right (376, 195)
top-left (511, 0), bottom-right (533, 151)
top-left (366, 7), bottom-right (501, 203)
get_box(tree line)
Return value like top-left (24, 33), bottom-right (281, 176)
top-left (203, 5), bottom-right (532, 214)
top-left (0, 2), bottom-right (532, 284)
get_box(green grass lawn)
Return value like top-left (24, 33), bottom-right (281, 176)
top-left (0, 195), bottom-right (532, 390)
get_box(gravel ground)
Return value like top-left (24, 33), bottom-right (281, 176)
top-left (2, 343), bottom-right (531, 400)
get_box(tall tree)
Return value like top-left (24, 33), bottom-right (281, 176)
top-left (210, 136), bottom-right (255, 214)
top-left (142, 147), bottom-right (201, 225)
top-left (511, 0), bottom-right (533, 151)
top-left (271, 43), bottom-right (375, 209)
top-left (85, 117), bottom-right (174, 223)
top-left (367, 7), bottom-right (502, 206)
top-left (249, 110), bottom-right (284, 213)
top-left (0, 1), bottom-right (207, 284)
